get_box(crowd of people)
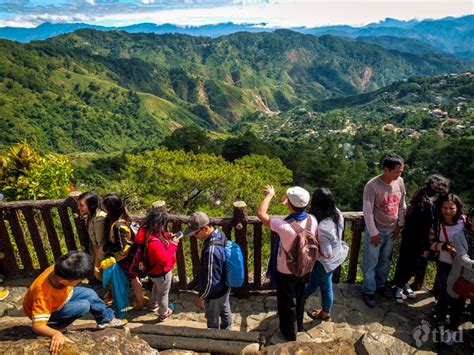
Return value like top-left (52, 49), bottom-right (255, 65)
top-left (9, 153), bottom-right (472, 353)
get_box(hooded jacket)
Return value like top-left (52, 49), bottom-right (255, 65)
top-left (199, 229), bottom-right (229, 300)
top-left (134, 227), bottom-right (178, 277)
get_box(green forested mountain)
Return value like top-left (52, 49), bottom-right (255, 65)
top-left (0, 29), bottom-right (471, 153)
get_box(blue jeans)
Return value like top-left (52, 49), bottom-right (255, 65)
top-left (362, 227), bottom-right (394, 295)
top-left (205, 289), bottom-right (232, 330)
top-left (48, 286), bottom-right (114, 329)
top-left (304, 261), bottom-right (334, 313)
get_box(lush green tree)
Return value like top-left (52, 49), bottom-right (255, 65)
top-left (0, 143), bottom-right (73, 200)
top-left (161, 126), bottom-right (210, 154)
top-left (109, 147), bottom-right (291, 215)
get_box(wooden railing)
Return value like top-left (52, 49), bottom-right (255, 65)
top-left (0, 196), bottom-right (364, 295)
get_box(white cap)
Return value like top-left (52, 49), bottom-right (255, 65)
top-left (286, 186), bottom-right (310, 208)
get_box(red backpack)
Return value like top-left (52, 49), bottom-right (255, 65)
top-left (281, 216), bottom-right (318, 277)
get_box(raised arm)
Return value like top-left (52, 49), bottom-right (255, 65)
top-left (257, 185), bottom-right (275, 228)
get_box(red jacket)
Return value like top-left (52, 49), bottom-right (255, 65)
top-left (134, 227), bottom-right (178, 276)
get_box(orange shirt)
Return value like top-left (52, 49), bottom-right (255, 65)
top-left (23, 265), bottom-right (73, 326)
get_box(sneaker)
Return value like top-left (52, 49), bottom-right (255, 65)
top-left (158, 305), bottom-right (174, 322)
top-left (363, 293), bottom-right (376, 308)
top-left (97, 317), bottom-right (128, 329)
top-left (393, 287), bottom-right (404, 304)
top-left (403, 283), bottom-right (416, 299)
top-left (149, 302), bottom-right (159, 313)
top-left (0, 289), bottom-right (9, 301)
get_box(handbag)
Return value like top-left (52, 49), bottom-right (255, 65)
top-left (453, 277), bottom-right (474, 300)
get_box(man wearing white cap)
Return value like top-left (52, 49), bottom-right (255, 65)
top-left (257, 185), bottom-right (317, 341)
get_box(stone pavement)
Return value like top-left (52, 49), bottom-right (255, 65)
top-left (0, 280), bottom-right (472, 354)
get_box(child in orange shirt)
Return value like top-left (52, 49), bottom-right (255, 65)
top-left (23, 251), bottom-right (127, 354)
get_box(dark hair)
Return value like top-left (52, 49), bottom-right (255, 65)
top-left (287, 200), bottom-right (306, 213)
top-left (382, 153), bottom-right (404, 170)
top-left (309, 188), bottom-right (342, 232)
top-left (436, 193), bottom-right (465, 224)
top-left (141, 208), bottom-right (169, 245)
top-left (407, 175), bottom-right (449, 215)
top-left (54, 251), bottom-right (93, 280)
top-left (78, 191), bottom-right (100, 217)
top-left (102, 193), bottom-right (130, 235)
top-left (465, 207), bottom-right (474, 231)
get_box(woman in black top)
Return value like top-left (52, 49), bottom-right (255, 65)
top-left (392, 175), bottom-right (449, 304)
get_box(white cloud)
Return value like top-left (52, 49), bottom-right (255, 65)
top-left (0, 0), bottom-right (471, 28)
top-left (92, 1), bottom-right (473, 27)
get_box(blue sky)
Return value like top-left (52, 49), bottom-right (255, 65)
top-left (0, 0), bottom-right (472, 28)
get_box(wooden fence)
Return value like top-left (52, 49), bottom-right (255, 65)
top-left (0, 195), bottom-right (364, 295)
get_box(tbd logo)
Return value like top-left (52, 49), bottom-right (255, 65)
top-left (412, 320), bottom-right (463, 347)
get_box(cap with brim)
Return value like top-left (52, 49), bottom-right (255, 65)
top-left (183, 211), bottom-right (210, 237)
top-left (286, 186), bottom-right (310, 208)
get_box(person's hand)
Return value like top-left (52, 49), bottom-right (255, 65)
top-left (171, 236), bottom-right (182, 245)
top-left (263, 185), bottom-right (275, 197)
top-left (446, 244), bottom-right (456, 258)
top-left (94, 266), bottom-right (101, 273)
top-left (422, 250), bottom-right (429, 258)
top-left (391, 226), bottom-right (401, 240)
top-left (50, 332), bottom-right (74, 355)
top-left (370, 235), bottom-right (382, 247)
top-left (194, 296), bottom-right (205, 309)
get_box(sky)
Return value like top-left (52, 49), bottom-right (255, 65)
top-left (0, 0), bottom-right (472, 28)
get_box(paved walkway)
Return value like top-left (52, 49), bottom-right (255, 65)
top-left (0, 280), bottom-right (472, 354)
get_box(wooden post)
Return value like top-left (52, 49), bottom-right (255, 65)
top-left (253, 223), bottom-right (263, 289)
top-left (58, 206), bottom-right (78, 251)
top-left (233, 201), bottom-right (249, 297)
top-left (0, 210), bottom-right (19, 275)
top-left (66, 192), bottom-right (89, 250)
top-left (22, 207), bottom-right (49, 269)
top-left (151, 200), bottom-right (166, 211)
top-left (6, 209), bottom-right (34, 273)
top-left (347, 217), bottom-right (363, 283)
top-left (41, 207), bottom-right (63, 260)
top-left (172, 221), bottom-right (187, 289)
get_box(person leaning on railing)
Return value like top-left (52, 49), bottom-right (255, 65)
top-left (77, 191), bottom-right (107, 281)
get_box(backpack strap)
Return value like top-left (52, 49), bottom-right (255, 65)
top-left (288, 215), bottom-right (313, 236)
top-left (280, 216), bottom-right (314, 255)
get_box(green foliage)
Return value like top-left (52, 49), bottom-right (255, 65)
top-left (109, 147), bottom-right (292, 215)
top-left (162, 126), bottom-right (210, 154)
top-left (0, 142), bottom-right (73, 200)
top-left (0, 30), bottom-right (469, 153)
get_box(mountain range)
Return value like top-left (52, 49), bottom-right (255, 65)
top-left (0, 15), bottom-right (472, 59)
top-left (0, 29), bottom-right (471, 153)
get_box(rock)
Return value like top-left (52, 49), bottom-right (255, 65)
top-left (262, 339), bottom-right (355, 354)
top-left (366, 322), bottom-right (383, 333)
top-left (264, 297), bottom-right (277, 309)
top-left (319, 321), bottom-right (335, 334)
top-left (334, 327), bottom-right (353, 339)
top-left (0, 328), bottom-right (158, 354)
top-left (251, 302), bottom-right (265, 312)
top-left (160, 351), bottom-right (199, 355)
top-left (355, 331), bottom-right (419, 355)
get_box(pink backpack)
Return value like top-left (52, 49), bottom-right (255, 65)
top-left (282, 216), bottom-right (318, 277)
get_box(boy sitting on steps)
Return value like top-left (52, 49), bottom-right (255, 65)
top-left (23, 251), bottom-right (127, 354)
